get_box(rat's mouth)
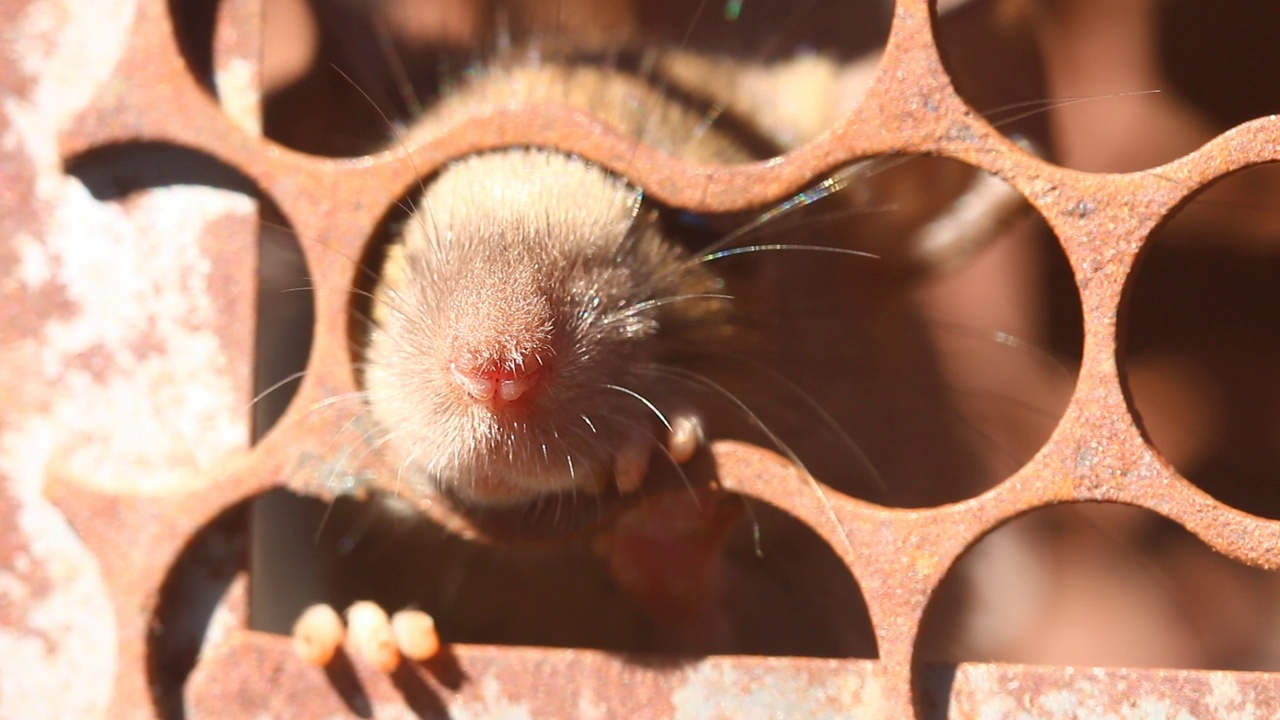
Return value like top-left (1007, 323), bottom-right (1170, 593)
top-left (450, 360), bottom-right (549, 412)
top-left (408, 443), bottom-right (724, 546)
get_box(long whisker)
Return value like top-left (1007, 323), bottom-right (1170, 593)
top-left (603, 384), bottom-right (673, 431)
top-left (685, 91), bottom-right (1159, 269)
top-left (582, 410), bottom-right (701, 503)
top-left (260, 219), bottom-right (384, 287)
top-left (680, 350), bottom-right (889, 496)
top-left (636, 363), bottom-right (854, 557)
top-left (369, 10), bottom-right (424, 120)
top-left (393, 441), bottom-right (425, 501)
top-left (260, 221), bottom-right (420, 323)
top-left (307, 391), bottom-right (372, 415)
top-left (249, 370), bottom-right (308, 410)
top-left (326, 62), bottom-right (441, 253)
top-left (725, 202), bottom-right (901, 239)
top-left (697, 244), bottom-right (879, 264)
top-left (606, 293), bottom-right (736, 321)
top-left (980, 89), bottom-right (1163, 128)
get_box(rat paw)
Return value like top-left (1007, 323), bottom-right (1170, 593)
top-left (291, 601), bottom-right (440, 672)
top-left (613, 413), bottom-right (702, 494)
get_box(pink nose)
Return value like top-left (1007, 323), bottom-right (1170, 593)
top-left (450, 361), bottom-right (545, 409)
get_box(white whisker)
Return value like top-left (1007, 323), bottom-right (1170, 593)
top-left (637, 363), bottom-right (854, 557)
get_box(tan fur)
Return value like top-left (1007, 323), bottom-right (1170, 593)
top-left (366, 149), bottom-right (728, 503)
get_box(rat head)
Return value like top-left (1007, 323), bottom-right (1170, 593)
top-left (364, 149), bottom-right (727, 505)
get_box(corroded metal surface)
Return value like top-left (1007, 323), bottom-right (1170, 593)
top-left (189, 632), bottom-right (1280, 720)
top-left (4, 0), bottom-right (1280, 717)
top-left (2, 0), bottom-right (255, 716)
top-left (189, 632), bottom-right (887, 719)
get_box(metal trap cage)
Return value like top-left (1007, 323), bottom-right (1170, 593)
top-left (4, 0), bottom-right (1280, 717)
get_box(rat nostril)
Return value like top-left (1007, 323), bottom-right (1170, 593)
top-left (450, 363), bottom-right (498, 402)
top-left (451, 360), bottom-right (546, 408)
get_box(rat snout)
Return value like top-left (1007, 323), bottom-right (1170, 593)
top-left (443, 274), bottom-right (557, 412)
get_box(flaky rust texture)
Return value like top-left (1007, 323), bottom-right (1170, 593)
top-left (3, 0), bottom-right (1280, 717)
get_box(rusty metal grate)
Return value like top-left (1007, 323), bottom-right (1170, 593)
top-left (5, 0), bottom-right (1280, 717)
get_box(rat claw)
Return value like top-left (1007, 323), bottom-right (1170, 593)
top-left (614, 433), bottom-right (651, 494)
top-left (346, 600), bottom-right (401, 673)
top-left (667, 413), bottom-right (702, 464)
top-left (292, 603), bottom-right (345, 667)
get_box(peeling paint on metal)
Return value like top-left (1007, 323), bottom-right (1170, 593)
top-left (671, 659), bottom-right (883, 719)
top-left (218, 57), bottom-right (261, 134)
top-left (0, 485), bottom-right (115, 720)
top-left (1, 0), bottom-right (253, 716)
top-left (4, 0), bottom-right (248, 498)
top-left (4, 183), bottom-right (250, 496)
top-left (947, 663), bottom-right (1280, 720)
top-left (448, 676), bottom-right (536, 720)
top-left (12, 0), bottom-right (136, 130)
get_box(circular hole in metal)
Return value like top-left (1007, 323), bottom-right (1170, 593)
top-left (1122, 163), bottom-right (1280, 519)
top-left (59, 142), bottom-right (262, 493)
top-left (919, 502), bottom-right (1280, 675)
top-left (151, 499), bottom-right (250, 718)
top-left (249, 487), bottom-right (876, 659)
top-left (687, 154), bottom-right (1078, 507)
top-left (1160, 4), bottom-right (1280, 132)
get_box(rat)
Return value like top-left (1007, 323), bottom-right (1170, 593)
top-left (281, 40), bottom-right (1035, 665)
top-left (258, 0), bottom-right (1056, 671)
top-left (362, 53), bottom-right (1029, 507)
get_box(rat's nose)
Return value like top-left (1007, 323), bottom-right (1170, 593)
top-left (450, 359), bottom-right (546, 409)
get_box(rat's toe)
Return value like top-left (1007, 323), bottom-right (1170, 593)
top-left (292, 603), bottom-right (344, 666)
top-left (391, 609), bottom-right (441, 661)
top-left (345, 600), bottom-right (401, 672)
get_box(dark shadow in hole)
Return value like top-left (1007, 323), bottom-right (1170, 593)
top-left (915, 662), bottom-right (958, 720)
top-left (634, 0), bottom-right (891, 61)
top-left (918, 502), bottom-right (1280, 689)
top-left (324, 649), bottom-right (375, 719)
top-left (66, 142), bottom-right (256, 200)
top-left (149, 501), bottom-right (249, 720)
top-left (247, 486), bottom-right (877, 661)
top-left (254, 196), bottom-right (314, 440)
top-left (1160, 3), bottom-right (1280, 130)
top-left (1122, 163), bottom-right (1280, 519)
top-left (264, 0), bottom-right (476, 157)
top-left (166, 0), bottom-right (219, 94)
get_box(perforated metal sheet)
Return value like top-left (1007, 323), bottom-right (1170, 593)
top-left (4, 0), bottom-right (1280, 717)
